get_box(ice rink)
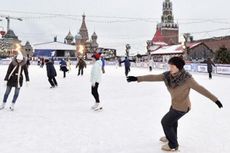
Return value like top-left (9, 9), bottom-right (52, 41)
top-left (0, 64), bottom-right (229, 153)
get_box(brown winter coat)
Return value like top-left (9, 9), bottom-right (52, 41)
top-left (137, 73), bottom-right (218, 112)
top-left (76, 59), bottom-right (86, 69)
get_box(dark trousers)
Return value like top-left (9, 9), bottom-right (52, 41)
top-left (161, 107), bottom-right (189, 149)
top-left (78, 68), bottom-right (84, 76)
top-left (208, 72), bottom-right (212, 79)
top-left (125, 67), bottom-right (130, 76)
top-left (63, 71), bottom-right (66, 78)
top-left (3, 86), bottom-right (21, 104)
top-left (149, 66), bottom-right (152, 71)
top-left (102, 67), bottom-right (105, 73)
top-left (91, 82), bottom-right (100, 103)
top-left (48, 77), bottom-right (58, 87)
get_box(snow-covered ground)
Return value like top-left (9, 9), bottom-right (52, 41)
top-left (0, 64), bottom-right (229, 153)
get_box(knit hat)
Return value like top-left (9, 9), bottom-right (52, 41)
top-left (168, 56), bottom-right (185, 70)
top-left (16, 54), bottom-right (23, 61)
top-left (92, 53), bottom-right (101, 60)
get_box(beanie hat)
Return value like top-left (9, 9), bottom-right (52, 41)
top-left (16, 54), bottom-right (23, 61)
top-left (92, 53), bottom-right (101, 60)
top-left (168, 56), bottom-right (185, 70)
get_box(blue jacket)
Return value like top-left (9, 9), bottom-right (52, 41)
top-left (59, 59), bottom-right (67, 67)
top-left (121, 58), bottom-right (133, 68)
top-left (101, 58), bottom-right (105, 67)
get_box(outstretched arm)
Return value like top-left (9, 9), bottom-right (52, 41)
top-left (188, 77), bottom-right (223, 108)
top-left (212, 61), bottom-right (216, 67)
top-left (137, 74), bottom-right (164, 82)
top-left (127, 74), bottom-right (164, 82)
top-left (120, 60), bottom-right (125, 64)
top-left (129, 59), bottom-right (136, 63)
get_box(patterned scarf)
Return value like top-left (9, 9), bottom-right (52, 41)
top-left (163, 69), bottom-right (192, 89)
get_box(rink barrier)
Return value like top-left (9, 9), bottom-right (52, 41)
top-left (133, 62), bottom-right (230, 75)
top-left (1, 60), bottom-right (230, 75)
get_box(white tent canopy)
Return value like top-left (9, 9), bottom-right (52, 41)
top-left (33, 41), bottom-right (76, 50)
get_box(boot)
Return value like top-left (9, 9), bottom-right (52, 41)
top-left (0, 103), bottom-right (5, 110)
top-left (91, 103), bottom-right (99, 110)
top-left (161, 144), bottom-right (178, 152)
top-left (160, 136), bottom-right (168, 143)
top-left (93, 103), bottom-right (103, 111)
top-left (9, 103), bottom-right (15, 111)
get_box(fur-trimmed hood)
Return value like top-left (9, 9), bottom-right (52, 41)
top-left (11, 56), bottom-right (27, 66)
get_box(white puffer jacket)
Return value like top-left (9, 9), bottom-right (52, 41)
top-left (90, 60), bottom-right (102, 85)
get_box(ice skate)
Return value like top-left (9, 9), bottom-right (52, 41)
top-left (50, 86), bottom-right (55, 89)
top-left (0, 103), bottom-right (5, 110)
top-left (9, 103), bottom-right (15, 111)
top-left (161, 144), bottom-right (178, 152)
top-left (160, 136), bottom-right (168, 143)
top-left (93, 103), bottom-right (103, 111)
top-left (91, 103), bottom-right (99, 110)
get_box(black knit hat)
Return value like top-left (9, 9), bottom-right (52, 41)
top-left (168, 56), bottom-right (185, 70)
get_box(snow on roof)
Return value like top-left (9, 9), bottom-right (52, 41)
top-left (33, 41), bottom-right (76, 50)
top-left (150, 42), bottom-right (202, 55)
top-left (151, 44), bottom-right (183, 55)
top-left (153, 42), bottom-right (168, 46)
top-left (148, 45), bottom-right (161, 51)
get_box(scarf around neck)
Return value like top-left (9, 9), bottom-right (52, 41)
top-left (163, 69), bottom-right (192, 89)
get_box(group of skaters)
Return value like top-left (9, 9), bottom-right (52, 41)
top-left (0, 52), bottom-right (104, 111)
top-left (0, 53), bottom-right (223, 151)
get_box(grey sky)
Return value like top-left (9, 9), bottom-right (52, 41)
top-left (0, 0), bottom-right (230, 55)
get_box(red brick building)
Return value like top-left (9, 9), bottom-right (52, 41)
top-left (193, 36), bottom-right (230, 52)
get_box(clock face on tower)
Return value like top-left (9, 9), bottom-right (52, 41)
top-left (167, 15), bottom-right (173, 22)
top-left (164, 10), bottom-right (171, 16)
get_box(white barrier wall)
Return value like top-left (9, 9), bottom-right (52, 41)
top-left (134, 62), bottom-right (230, 75)
top-left (1, 60), bottom-right (230, 75)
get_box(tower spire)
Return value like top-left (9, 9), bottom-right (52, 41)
top-left (79, 13), bottom-right (89, 42)
top-left (152, 0), bottom-right (179, 45)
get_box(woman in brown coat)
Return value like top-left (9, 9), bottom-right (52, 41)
top-left (127, 56), bottom-right (223, 151)
top-left (76, 58), bottom-right (86, 76)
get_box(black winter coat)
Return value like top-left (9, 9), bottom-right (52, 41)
top-left (207, 60), bottom-right (215, 72)
top-left (4, 57), bottom-right (29, 88)
top-left (46, 62), bottom-right (57, 77)
top-left (120, 58), bottom-right (135, 68)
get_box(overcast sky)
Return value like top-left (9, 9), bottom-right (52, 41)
top-left (0, 0), bottom-right (230, 55)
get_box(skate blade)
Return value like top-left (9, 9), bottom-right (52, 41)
top-left (162, 148), bottom-right (180, 152)
top-left (94, 107), bottom-right (103, 112)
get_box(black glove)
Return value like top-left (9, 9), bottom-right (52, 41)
top-left (215, 100), bottom-right (223, 108)
top-left (127, 76), bottom-right (138, 82)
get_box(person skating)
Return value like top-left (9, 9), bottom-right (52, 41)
top-left (59, 59), bottom-right (69, 78)
top-left (40, 57), bottom-right (45, 68)
top-left (101, 54), bottom-right (105, 73)
top-left (90, 53), bottom-right (103, 111)
top-left (120, 56), bottom-right (135, 76)
top-left (76, 58), bottom-right (86, 76)
top-left (206, 58), bottom-right (216, 79)
top-left (127, 56), bottom-right (223, 151)
top-left (67, 58), bottom-right (72, 72)
top-left (45, 59), bottom-right (58, 88)
top-left (149, 58), bottom-right (154, 71)
top-left (26, 54), bottom-right (30, 69)
top-left (0, 54), bottom-right (30, 111)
